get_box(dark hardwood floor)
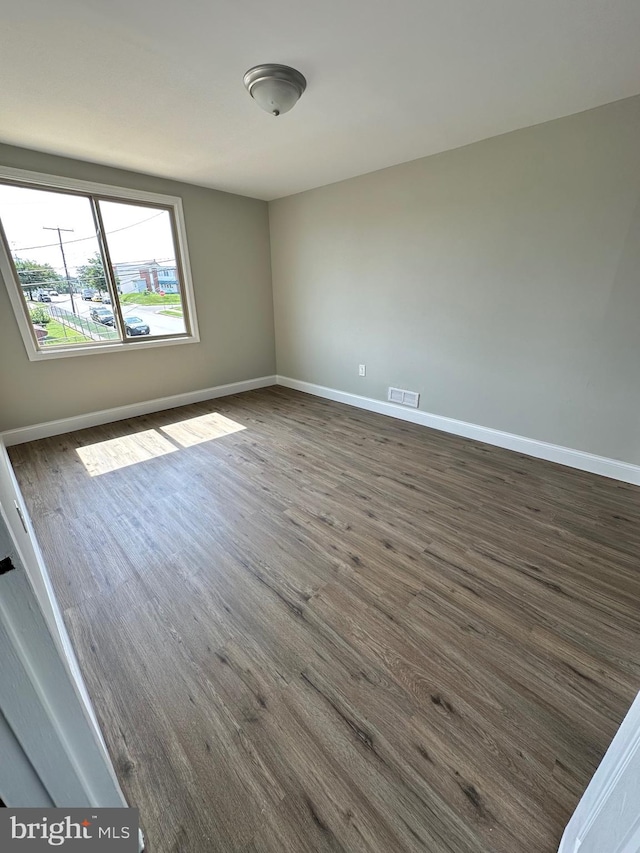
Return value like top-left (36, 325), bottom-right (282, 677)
top-left (9, 387), bottom-right (640, 852)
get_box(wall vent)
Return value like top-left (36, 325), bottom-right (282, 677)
top-left (388, 387), bottom-right (420, 408)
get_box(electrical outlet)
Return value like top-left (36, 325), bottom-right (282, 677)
top-left (358, 364), bottom-right (366, 377)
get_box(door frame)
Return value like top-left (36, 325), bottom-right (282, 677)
top-left (559, 690), bottom-right (640, 852)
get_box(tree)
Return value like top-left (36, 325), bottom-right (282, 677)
top-left (77, 253), bottom-right (119, 294)
top-left (14, 258), bottom-right (62, 298)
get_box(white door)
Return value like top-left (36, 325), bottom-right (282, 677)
top-left (0, 440), bottom-right (95, 722)
top-left (560, 692), bottom-right (640, 853)
top-left (0, 439), bottom-right (126, 809)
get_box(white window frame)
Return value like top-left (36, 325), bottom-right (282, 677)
top-left (0, 165), bottom-right (200, 361)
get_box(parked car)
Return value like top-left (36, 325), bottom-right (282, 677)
top-left (90, 307), bottom-right (114, 325)
top-left (91, 293), bottom-right (104, 302)
top-left (39, 293), bottom-right (52, 303)
top-left (48, 289), bottom-right (59, 296)
top-left (82, 288), bottom-right (96, 301)
top-left (102, 295), bottom-right (111, 304)
top-left (124, 316), bottom-right (150, 336)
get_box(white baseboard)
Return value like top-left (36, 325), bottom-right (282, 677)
top-left (276, 376), bottom-right (640, 487)
top-left (3, 372), bottom-right (639, 486)
top-left (1, 375), bottom-right (277, 446)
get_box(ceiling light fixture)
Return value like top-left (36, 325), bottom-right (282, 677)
top-left (243, 64), bottom-right (306, 117)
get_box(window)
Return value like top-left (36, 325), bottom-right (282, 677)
top-left (0, 167), bottom-right (199, 360)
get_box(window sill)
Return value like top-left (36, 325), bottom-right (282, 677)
top-left (25, 333), bottom-right (200, 362)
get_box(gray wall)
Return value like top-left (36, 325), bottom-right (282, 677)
top-left (270, 96), bottom-right (640, 464)
top-left (0, 145), bottom-right (275, 432)
top-left (4, 97), bottom-right (640, 464)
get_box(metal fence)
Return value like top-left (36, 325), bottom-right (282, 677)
top-left (38, 304), bottom-right (120, 346)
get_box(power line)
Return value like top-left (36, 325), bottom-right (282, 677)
top-left (109, 256), bottom-right (175, 266)
top-left (11, 210), bottom-right (166, 252)
top-left (16, 258), bottom-right (177, 281)
top-left (20, 282), bottom-right (86, 289)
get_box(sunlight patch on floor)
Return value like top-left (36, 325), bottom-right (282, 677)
top-left (76, 414), bottom-right (247, 475)
top-left (76, 429), bottom-right (178, 476)
top-left (159, 412), bottom-right (246, 447)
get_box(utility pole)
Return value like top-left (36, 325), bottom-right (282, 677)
top-left (43, 226), bottom-right (76, 314)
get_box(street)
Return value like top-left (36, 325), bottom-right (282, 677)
top-left (49, 294), bottom-right (186, 336)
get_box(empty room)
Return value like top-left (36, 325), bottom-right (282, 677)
top-left (0, 1), bottom-right (639, 852)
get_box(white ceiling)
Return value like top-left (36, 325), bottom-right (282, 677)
top-left (1, 0), bottom-right (639, 200)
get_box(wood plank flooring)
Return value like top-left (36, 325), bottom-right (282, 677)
top-left (8, 386), bottom-right (640, 852)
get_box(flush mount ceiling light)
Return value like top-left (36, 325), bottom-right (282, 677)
top-left (243, 64), bottom-right (306, 116)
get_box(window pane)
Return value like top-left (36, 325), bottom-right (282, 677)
top-left (0, 185), bottom-right (120, 348)
top-left (99, 200), bottom-right (188, 338)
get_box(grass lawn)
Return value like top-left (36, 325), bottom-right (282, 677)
top-left (38, 319), bottom-right (91, 346)
top-left (120, 292), bottom-right (181, 305)
top-left (158, 308), bottom-right (184, 317)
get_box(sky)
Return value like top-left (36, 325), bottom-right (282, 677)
top-left (0, 184), bottom-right (177, 277)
